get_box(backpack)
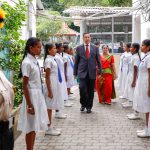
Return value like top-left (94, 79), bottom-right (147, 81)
top-left (0, 70), bottom-right (14, 121)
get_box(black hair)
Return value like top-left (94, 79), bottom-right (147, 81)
top-left (126, 43), bottom-right (131, 48)
top-left (63, 42), bottom-right (69, 45)
top-left (94, 41), bottom-right (100, 46)
top-left (19, 37), bottom-right (41, 78)
top-left (132, 43), bottom-right (141, 61)
top-left (55, 43), bottom-right (63, 49)
top-left (70, 47), bottom-right (73, 51)
top-left (102, 44), bottom-right (109, 50)
top-left (120, 41), bottom-right (123, 45)
top-left (44, 43), bottom-right (55, 62)
top-left (63, 44), bottom-right (69, 53)
top-left (83, 33), bottom-right (90, 37)
top-left (142, 39), bottom-right (150, 51)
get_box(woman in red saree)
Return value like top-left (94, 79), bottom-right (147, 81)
top-left (96, 45), bottom-right (117, 105)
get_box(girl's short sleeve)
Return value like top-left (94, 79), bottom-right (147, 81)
top-left (44, 59), bottom-right (52, 70)
top-left (22, 62), bottom-right (31, 77)
top-left (146, 56), bottom-right (150, 69)
top-left (134, 57), bottom-right (140, 67)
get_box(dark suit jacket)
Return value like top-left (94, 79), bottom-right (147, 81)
top-left (74, 44), bottom-right (102, 79)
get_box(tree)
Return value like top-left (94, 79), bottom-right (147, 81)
top-left (36, 11), bottom-right (63, 41)
top-left (108, 0), bottom-right (132, 6)
top-left (59, 0), bottom-right (109, 7)
top-left (0, 0), bottom-right (26, 107)
top-left (42, 0), bottom-right (132, 13)
top-left (42, 0), bottom-right (65, 13)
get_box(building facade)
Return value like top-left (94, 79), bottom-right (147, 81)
top-left (64, 7), bottom-right (132, 52)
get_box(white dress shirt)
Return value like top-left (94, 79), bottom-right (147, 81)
top-left (84, 43), bottom-right (90, 52)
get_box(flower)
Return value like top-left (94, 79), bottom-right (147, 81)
top-left (0, 8), bottom-right (5, 29)
top-left (0, 22), bottom-right (4, 28)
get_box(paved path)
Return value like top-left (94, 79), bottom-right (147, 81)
top-left (15, 85), bottom-right (150, 150)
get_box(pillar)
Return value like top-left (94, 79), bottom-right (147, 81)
top-left (111, 17), bottom-right (114, 53)
top-left (141, 16), bottom-right (150, 41)
top-left (80, 19), bottom-right (86, 44)
top-left (132, 0), bottom-right (141, 43)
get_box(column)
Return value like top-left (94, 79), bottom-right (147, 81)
top-left (141, 16), bottom-right (150, 41)
top-left (80, 19), bottom-right (86, 44)
top-left (132, 15), bottom-right (141, 43)
top-left (28, 0), bottom-right (36, 37)
top-left (111, 17), bottom-right (114, 53)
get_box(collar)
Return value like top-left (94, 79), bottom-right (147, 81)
top-left (84, 43), bottom-right (90, 47)
top-left (27, 53), bottom-right (37, 64)
top-left (47, 55), bottom-right (55, 59)
top-left (146, 51), bottom-right (150, 56)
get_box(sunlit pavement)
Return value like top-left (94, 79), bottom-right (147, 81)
top-left (15, 85), bottom-right (150, 150)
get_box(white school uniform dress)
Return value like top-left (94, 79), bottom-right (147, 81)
top-left (133, 51), bottom-right (150, 113)
top-left (117, 52), bottom-right (126, 89)
top-left (55, 53), bottom-right (68, 101)
top-left (123, 53), bottom-right (140, 101)
top-left (118, 52), bottom-right (132, 96)
top-left (63, 53), bottom-right (74, 88)
top-left (18, 54), bottom-right (49, 134)
top-left (44, 55), bottom-right (64, 110)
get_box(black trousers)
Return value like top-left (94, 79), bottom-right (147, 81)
top-left (0, 121), bottom-right (14, 150)
top-left (79, 75), bottom-right (95, 109)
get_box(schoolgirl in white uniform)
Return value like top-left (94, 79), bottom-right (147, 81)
top-left (63, 45), bottom-right (75, 100)
top-left (118, 43), bottom-right (132, 100)
top-left (117, 49), bottom-right (126, 89)
top-left (44, 43), bottom-right (63, 136)
top-left (122, 43), bottom-right (141, 108)
top-left (54, 43), bottom-right (69, 118)
top-left (18, 37), bottom-right (49, 150)
top-left (132, 39), bottom-right (150, 138)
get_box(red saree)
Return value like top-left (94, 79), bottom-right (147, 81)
top-left (96, 55), bottom-right (115, 104)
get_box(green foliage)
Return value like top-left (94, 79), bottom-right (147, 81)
top-left (108, 0), bottom-right (132, 6)
top-left (61, 0), bottom-right (132, 7)
top-left (59, 0), bottom-right (109, 7)
top-left (42, 0), bottom-right (132, 9)
top-left (42, 0), bottom-right (65, 14)
top-left (36, 11), bottom-right (63, 42)
top-left (68, 22), bottom-right (80, 33)
top-left (0, 0), bottom-right (27, 107)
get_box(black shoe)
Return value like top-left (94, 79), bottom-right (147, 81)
top-left (80, 107), bottom-right (85, 112)
top-left (87, 109), bottom-right (92, 113)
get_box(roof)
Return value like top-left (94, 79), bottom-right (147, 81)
top-left (64, 6), bottom-right (131, 15)
top-left (63, 6), bottom-right (132, 21)
top-left (55, 23), bottom-right (79, 36)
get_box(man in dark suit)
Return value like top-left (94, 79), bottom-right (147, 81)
top-left (74, 33), bottom-right (102, 113)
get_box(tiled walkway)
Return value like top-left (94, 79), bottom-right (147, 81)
top-left (15, 86), bottom-right (150, 150)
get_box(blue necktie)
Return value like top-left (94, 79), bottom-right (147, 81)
top-left (54, 59), bottom-right (62, 83)
top-left (37, 61), bottom-right (44, 93)
top-left (68, 56), bottom-right (74, 69)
